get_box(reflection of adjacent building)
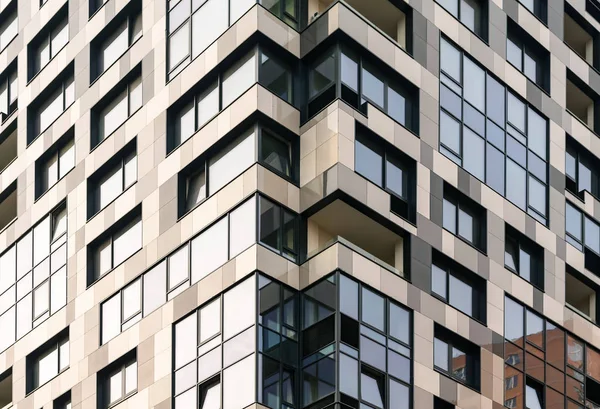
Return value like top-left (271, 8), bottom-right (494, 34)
top-left (504, 297), bottom-right (600, 409)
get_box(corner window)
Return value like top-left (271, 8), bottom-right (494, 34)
top-left (306, 45), bottom-right (419, 133)
top-left (506, 20), bottom-right (549, 92)
top-left (26, 329), bottom-right (69, 392)
top-left (0, 61), bottom-right (17, 121)
top-left (435, 0), bottom-right (487, 40)
top-left (442, 184), bottom-right (486, 251)
top-left (91, 67), bottom-right (142, 148)
top-left (35, 128), bottom-right (75, 199)
top-left (259, 196), bottom-right (298, 261)
top-left (98, 351), bottom-right (137, 408)
top-left (29, 66), bottom-right (75, 143)
top-left (504, 224), bottom-right (544, 289)
top-left (431, 252), bottom-right (486, 322)
top-left (355, 125), bottom-right (416, 221)
top-left (434, 325), bottom-right (480, 389)
top-left (27, 5), bottom-right (68, 80)
top-left (87, 208), bottom-right (142, 285)
top-left (566, 136), bottom-right (600, 200)
top-left (90, 0), bottom-right (142, 81)
top-left (439, 38), bottom-right (548, 225)
top-left (87, 139), bottom-right (137, 218)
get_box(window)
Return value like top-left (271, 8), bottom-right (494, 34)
top-left (355, 125), bottom-right (416, 221)
top-left (26, 329), bottom-right (69, 392)
top-left (442, 184), bottom-right (486, 251)
top-left (0, 369), bottom-right (11, 408)
top-left (53, 391), bottom-right (71, 409)
top-left (567, 71), bottom-right (600, 134)
top-left (97, 351), bottom-right (137, 408)
top-left (28, 5), bottom-right (69, 80)
top-left (0, 182), bottom-right (16, 232)
top-left (166, 0), bottom-right (263, 78)
top-left (518, 0), bottom-right (546, 23)
top-left (258, 196), bottom-right (298, 261)
top-left (168, 47), bottom-right (292, 152)
top-left (261, 0), bottom-right (299, 28)
top-left (525, 378), bottom-right (543, 409)
top-left (87, 139), bottom-right (137, 217)
top-left (565, 201), bottom-right (600, 259)
top-left (564, 3), bottom-right (599, 70)
top-left (504, 224), bottom-right (544, 289)
top-left (90, 0), bottom-right (142, 81)
top-left (0, 123), bottom-right (16, 173)
top-left (435, 396), bottom-right (455, 409)
top-left (566, 136), bottom-right (600, 200)
top-left (35, 128), bottom-right (75, 198)
top-left (0, 1), bottom-right (17, 52)
top-left (434, 325), bottom-right (480, 389)
top-left (435, 0), bottom-right (486, 39)
top-left (179, 123), bottom-right (297, 215)
top-left (431, 252), bottom-right (486, 322)
top-left (439, 38), bottom-right (548, 224)
top-left (28, 66), bottom-right (75, 143)
top-left (566, 266), bottom-right (599, 323)
top-left (91, 67), bottom-right (142, 148)
top-left (0, 61), bottom-right (17, 121)
top-left (87, 207), bottom-right (142, 285)
top-left (101, 278), bottom-right (142, 344)
top-left (306, 45), bottom-right (419, 132)
top-left (506, 20), bottom-right (549, 91)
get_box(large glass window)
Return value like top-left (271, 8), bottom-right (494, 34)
top-left (88, 140), bottom-right (137, 217)
top-left (29, 68), bottom-right (75, 142)
top-left (0, 61), bottom-right (17, 121)
top-left (431, 253), bottom-right (486, 322)
top-left (259, 196), bottom-right (298, 261)
top-left (0, 203), bottom-right (67, 354)
top-left (93, 70), bottom-right (142, 147)
top-left (440, 38), bottom-right (548, 225)
top-left (434, 325), bottom-right (479, 389)
top-left (91, 2), bottom-right (142, 81)
top-left (98, 351), bottom-right (137, 408)
top-left (26, 330), bottom-right (69, 392)
top-left (355, 126), bottom-right (416, 221)
top-left (179, 124), bottom-right (296, 215)
top-left (442, 184), bottom-right (486, 251)
top-left (307, 45), bottom-right (418, 133)
top-left (28, 6), bottom-right (68, 80)
top-left (88, 210), bottom-right (142, 285)
top-left (35, 128), bottom-right (75, 198)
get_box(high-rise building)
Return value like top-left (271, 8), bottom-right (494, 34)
top-left (0, 0), bottom-right (599, 407)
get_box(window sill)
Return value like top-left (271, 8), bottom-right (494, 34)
top-left (566, 303), bottom-right (598, 328)
top-left (433, 2), bottom-right (488, 45)
top-left (564, 42), bottom-right (600, 77)
top-left (442, 226), bottom-right (487, 256)
top-left (567, 108), bottom-right (599, 138)
top-left (431, 292), bottom-right (486, 326)
top-left (1, 108), bottom-right (16, 125)
top-left (87, 248), bottom-right (142, 289)
top-left (433, 367), bottom-right (480, 393)
top-left (90, 37), bottom-right (142, 87)
top-left (26, 42), bottom-right (69, 86)
top-left (0, 35), bottom-right (17, 55)
top-left (504, 60), bottom-right (550, 96)
top-left (107, 391), bottom-right (137, 409)
top-left (90, 106), bottom-right (142, 154)
top-left (27, 103), bottom-right (74, 147)
top-left (504, 265), bottom-right (545, 292)
top-left (86, 182), bottom-right (137, 222)
top-left (516, 2), bottom-right (548, 27)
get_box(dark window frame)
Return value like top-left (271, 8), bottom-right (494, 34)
top-left (506, 19), bottom-right (550, 92)
top-left (566, 135), bottom-right (600, 200)
top-left (26, 4), bottom-right (69, 81)
top-left (87, 138), bottom-right (137, 219)
top-left (97, 349), bottom-right (137, 409)
top-left (434, 0), bottom-right (488, 41)
top-left (504, 224), bottom-right (544, 290)
top-left (25, 328), bottom-right (69, 394)
top-left (442, 184), bottom-right (487, 252)
top-left (53, 391), bottom-right (71, 409)
top-left (354, 123), bottom-right (417, 222)
top-left (434, 324), bottom-right (480, 390)
top-left (0, 60), bottom-right (17, 122)
top-left (35, 127), bottom-right (75, 200)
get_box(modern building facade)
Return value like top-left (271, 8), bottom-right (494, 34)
top-left (1, 0), bottom-right (600, 407)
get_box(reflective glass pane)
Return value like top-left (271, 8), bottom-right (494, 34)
top-left (389, 303), bottom-right (410, 345)
top-left (361, 371), bottom-right (384, 408)
top-left (190, 0), bottom-right (227, 59)
top-left (463, 58), bottom-right (485, 111)
top-left (434, 338), bottom-right (449, 370)
top-left (458, 208), bottom-right (474, 243)
top-left (463, 127), bottom-right (485, 180)
top-left (361, 288), bottom-right (384, 331)
top-left (443, 199), bottom-right (456, 234)
top-left (449, 275), bottom-right (473, 317)
top-left (355, 137), bottom-right (383, 186)
top-left (486, 144), bottom-right (505, 195)
top-left (504, 297), bottom-right (524, 344)
top-left (208, 130), bottom-right (255, 194)
top-left (431, 264), bottom-right (447, 299)
top-left (506, 159), bottom-right (526, 209)
top-left (440, 110), bottom-right (461, 154)
top-left (362, 65), bottom-right (384, 108)
top-left (222, 52), bottom-right (256, 107)
top-left (175, 313), bottom-right (197, 369)
top-left (440, 38), bottom-right (461, 84)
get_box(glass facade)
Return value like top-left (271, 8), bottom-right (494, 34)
top-left (439, 38), bottom-right (549, 225)
top-left (172, 272), bottom-right (412, 409)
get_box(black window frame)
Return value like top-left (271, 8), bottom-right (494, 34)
top-left (506, 19), bottom-right (550, 92)
top-left (442, 183), bottom-right (487, 252)
top-left (26, 4), bottom-right (69, 81)
top-left (504, 223), bottom-right (544, 290)
top-left (434, 324), bottom-right (480, 390)
top-left (25, 328), bottom-right (69, 394)
top-left (97, 349), bottom-right (137, 409)
top-left (89, 0), bottom-right (143, 83)
top-left (305, 41), bottom-right (419, 134)
top-left (430, 251), bottom-right (487, 323)
top-left (34, 127), bottom-right (75, 200)
top-left (0, 60), bottom-right (17, 122)
top-left (53, 391), bottom-right (71, 409)
top-left (434, 0), bottom-right (488, 41)
top-left (518, 0), bottom-right (547, 24)
top-left (258, 195), bottom-right (299, 262)
top-left (87, 138), bottom-right (137, 219)
top-left (354, 123), bottom-right (417, 223)
top-left (566, 135), bottom-right (600, 200)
